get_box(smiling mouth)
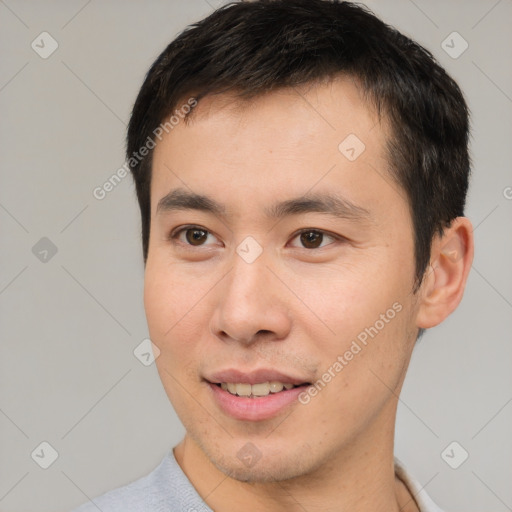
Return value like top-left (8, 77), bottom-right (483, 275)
top-left (214, 381), bottom-right (310, 398)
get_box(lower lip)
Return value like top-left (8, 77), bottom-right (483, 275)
top-left (208, 383), bottom-right (308, 422)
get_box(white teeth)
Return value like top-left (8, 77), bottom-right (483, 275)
top-left (269, 381), bottom-right (284, 393)
top-left (251, 382), bottom-right (271, 396)
top-left (235, 383), bottom-right (252, 397)
top-left (219, 381), bottom-right (299, 397)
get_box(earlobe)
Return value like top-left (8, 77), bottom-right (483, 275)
top-left (416, 217), bottom-right (474, 329)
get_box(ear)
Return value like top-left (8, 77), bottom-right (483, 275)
top-left (415, 217), bottom-right (474, 329)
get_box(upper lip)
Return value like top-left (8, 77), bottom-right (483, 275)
top-left (205, 368), bottom-right (311, 386)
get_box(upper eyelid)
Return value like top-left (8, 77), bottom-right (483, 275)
top-left (170, 224), bottom-right (217, 235)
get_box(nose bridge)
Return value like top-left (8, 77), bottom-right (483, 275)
top-left (211, 246), bottom-right (290, 344)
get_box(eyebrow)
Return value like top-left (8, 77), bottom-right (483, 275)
top-left (156, 187), bottom-right (371, 222)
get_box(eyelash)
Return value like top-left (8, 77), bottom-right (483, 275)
top-left (167, 225), bottom-right (343, 250)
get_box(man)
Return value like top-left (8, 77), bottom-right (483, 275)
top-left (74, 1), bottom-right (473, 510)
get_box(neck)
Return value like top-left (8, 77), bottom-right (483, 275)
top-left (173, 405), bottom-right (420, 512)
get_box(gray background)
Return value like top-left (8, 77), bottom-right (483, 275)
top-left (0, 1), bottom-right (511, 511)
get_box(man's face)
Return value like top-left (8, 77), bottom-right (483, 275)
top-left (145, 77), bottom-right (421, 482)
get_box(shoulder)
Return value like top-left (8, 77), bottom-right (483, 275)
top-left (394, 456), bottom-right (446, 512)
top-left (71, 451), bottom-right (188, 512)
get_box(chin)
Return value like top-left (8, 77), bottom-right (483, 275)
top-left (217, 458), bottom-right (307, 483)
top-left (201, 438), bottom-right (317, 483)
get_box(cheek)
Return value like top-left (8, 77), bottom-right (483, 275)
top-left (143, 273), bottom-right (177, 340)
top-left (294, 263), bottom-right (396, 338)
top-left (144, 258), bottom-right (204, 339)
top-left (144, 266), bottom-right (197, 378)
top-left (145, 269), bottom-right (206, 409)
top-left (296, 256), bottom-right (414, 388)
top-left (305, 303), bottom-right (413, 433)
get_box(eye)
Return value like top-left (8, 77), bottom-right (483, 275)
top-left (168, 226), bottom-right (342, 250)
top-left (289, 229), bottom-right (339, 249)
top-left (170, 225), bottom-right (220, 247)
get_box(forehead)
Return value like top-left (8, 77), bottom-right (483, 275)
top-left (179, 76), bottom-right (383, 143)
top-left (150, 77), bottom-right (399, 218)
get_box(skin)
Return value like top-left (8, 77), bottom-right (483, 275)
top-left (144, 76), bottom-right (474, 512)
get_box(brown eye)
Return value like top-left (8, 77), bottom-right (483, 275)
top-left (289, 229), bottom-right (339, 250)
top-left (300, 230), bottom-right (324, 249)
top-left (185, 228), bottom-right (209, 246)
top-left (169, 225), bottom-right (221, 249)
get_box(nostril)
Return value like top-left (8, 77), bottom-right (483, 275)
top-left (256, 329), bottom-right (272, 336)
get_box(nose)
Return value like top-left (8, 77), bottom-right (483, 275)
top-left (209, 249), bottom-right (292, 346)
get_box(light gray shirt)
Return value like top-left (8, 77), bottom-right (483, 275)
top-left (72, 451), bottom-right (444, 511)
